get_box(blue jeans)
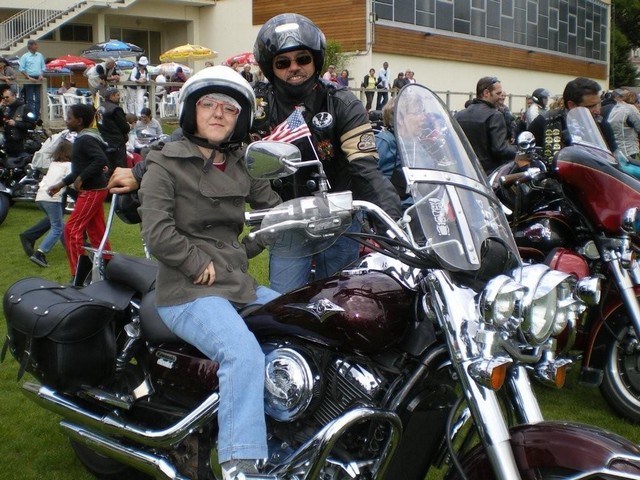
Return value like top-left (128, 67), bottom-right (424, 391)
top-left (157, 286), bottom-right (280, 463)
top-left (22, 83), bottom-right (40, 118)
top-left (269, 221), bottom-right (361, 294)
top-left (36, 200), bottom-right (64, 253)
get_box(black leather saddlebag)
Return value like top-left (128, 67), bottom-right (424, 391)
top-left (2, 278), bottom-right (117, 391)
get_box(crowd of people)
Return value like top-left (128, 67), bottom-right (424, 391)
top-left (3, 12), bottom-right (638, 480)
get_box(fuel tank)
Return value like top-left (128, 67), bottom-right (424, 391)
top-left (245, 270), bottom-right (414, 354)
top-left (555, 146), bottom-right (640, 236)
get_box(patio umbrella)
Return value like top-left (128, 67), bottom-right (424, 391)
top-left (159, 44), bottom-right (217, 62)
top-left (43, 67), bottom-right (72, 76)
top-left (82, 39), bottom-right (144, 60)
top-left (224, 52), bottom-right (256, 66)
top-left (115, 59), bottom-right (136, 69)
top-left (46, 55), bottom-right (95, 71)
top-left (156, 62), bottom-right (192, 77)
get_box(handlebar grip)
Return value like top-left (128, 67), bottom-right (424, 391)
top-left (500, 172), bottom-right (529, 188)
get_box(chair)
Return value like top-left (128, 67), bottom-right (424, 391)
top-left (160, 91), bottom-right (180, 118)
top-left (47, 94), bottom-right (65, 121)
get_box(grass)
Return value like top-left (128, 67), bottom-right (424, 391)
top-left (1, 204), bottom-right (639, 479)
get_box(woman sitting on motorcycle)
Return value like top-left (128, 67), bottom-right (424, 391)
top-left (138, 66), bottom-right (282, 480)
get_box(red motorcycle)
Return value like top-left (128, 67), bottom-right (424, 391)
top-left (491, 107), bottom-right (640, 423)
top-left (4, 86), bottom-right (640, 480)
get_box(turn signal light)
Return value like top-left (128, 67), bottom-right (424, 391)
top-left (468, 357), bottom-right (512, 391)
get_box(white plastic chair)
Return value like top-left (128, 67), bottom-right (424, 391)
top-left (161, 91), bottom-right (180, 118)
top-left (47, 94), bottom-right (64, 121)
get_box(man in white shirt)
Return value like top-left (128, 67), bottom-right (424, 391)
top-left (376, 61), bottom-right (390, 110)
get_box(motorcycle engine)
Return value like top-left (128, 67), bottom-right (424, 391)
top-left (263, 343), bottom-right (384, 425)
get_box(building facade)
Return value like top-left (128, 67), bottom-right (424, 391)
top-left (0, 0), bottom-right (610, 111)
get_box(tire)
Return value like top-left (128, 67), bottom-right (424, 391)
top-left (70, 440), bottom-right (152, 480)
top-left (0, 193), bottom-right (9, 225)
top-left (600, 309), bottom-right (640, 423)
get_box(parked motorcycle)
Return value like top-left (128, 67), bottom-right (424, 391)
top-left (3, 85), bottom-right (640, 480)
top-left (491, 107), bottom-right (640, 423)
top-left (0, 132), bottom-right (43, 225)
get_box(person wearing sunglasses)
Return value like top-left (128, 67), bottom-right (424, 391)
top-left (454, 76), bottom-right (517, 174)
top-left (138, 65), bottom-right (281, 480)
top-left (527, 77), bottom-right (616, 163)
top-left (0, 87), bottom-right (36, 157)
top-left (252, 12), bottom-right (402, 293)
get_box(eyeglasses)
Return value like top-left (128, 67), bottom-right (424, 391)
top-left (196, 98), bottom-right (241, 116)
top-left (273, 54), bottom-right (313, 70)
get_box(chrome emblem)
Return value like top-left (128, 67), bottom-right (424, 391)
top-left (286, 298), bottom-right (345, 322)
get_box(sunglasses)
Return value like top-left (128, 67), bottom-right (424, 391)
top-left (273, 54), bottom-right (313, 70)
top-left (196, 98), bottom-right (241, 116)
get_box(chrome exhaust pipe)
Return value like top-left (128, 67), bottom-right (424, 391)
top-left (60, 421), bottom-right (189, 480)
top-left (22, 382), bottom-right (219, 448)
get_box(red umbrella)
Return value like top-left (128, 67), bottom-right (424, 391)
top-left (46, 55), bottom-right (95, 71)
top-left (224, 52), bottom-right (256, 66)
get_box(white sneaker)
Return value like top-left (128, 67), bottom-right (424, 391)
top-left (221, 459), bottom-right (259, 480)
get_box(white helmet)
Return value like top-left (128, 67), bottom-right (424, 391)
top-left (178, 65), bottom-right (256, 144)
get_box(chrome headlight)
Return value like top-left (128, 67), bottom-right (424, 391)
top-left (512, 264), bottom-right (577, 345)
top-left (478, 275), bottom-right (527, 328)
top-left (264, 347), bottom-right (318, 422)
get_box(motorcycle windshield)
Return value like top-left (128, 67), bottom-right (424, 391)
top-left (565, 106), bottom-right (616, 165)
top-left (394, 84), bottom-right (519, 271)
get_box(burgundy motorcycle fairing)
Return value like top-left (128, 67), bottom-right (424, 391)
top-left (555, 145), bottom-right (640, 236)
top-left (446, 421), bottom-right (640, 479)
top-left (244, 270), bottom-right (414, 354)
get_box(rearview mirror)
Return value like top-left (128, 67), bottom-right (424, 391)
top-left (246, 141), bottom-right (302, 179)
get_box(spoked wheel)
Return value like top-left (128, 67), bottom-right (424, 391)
top-left (70, 440), bottom-right (152, 480)
top-left (600, 312), bottom-right (640, 423)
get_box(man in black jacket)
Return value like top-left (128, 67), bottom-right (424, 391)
top-left (528, 77), bottom-right (615, 161)
top-left (252, 13), bottom-right (401, 293)
top-left (454, 76), bottom-right (517, 174)
top-left (97, 87), bottom-right (129, 168)
top-left (1, 88), bottom-right (36, 157)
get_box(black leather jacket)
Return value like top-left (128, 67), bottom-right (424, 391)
top-left (252, 79), bottom-right (401, 219)
top-left (454, 98), bottom-right (517, 174)
top-left (2, 99), bottom-right (35, 156)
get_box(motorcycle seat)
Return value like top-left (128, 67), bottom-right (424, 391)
top-left (105, 254), bottom-right (157, 293)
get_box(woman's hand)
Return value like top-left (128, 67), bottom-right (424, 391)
top-left (194, 261), bottom-right (216, 286)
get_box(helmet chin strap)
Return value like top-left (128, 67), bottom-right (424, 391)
top-left (183, 131), bottom-right (242, 154)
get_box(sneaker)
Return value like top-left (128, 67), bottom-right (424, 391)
top-left (19, 234), bottom-right (34, 257)
top-left (221, 459), bottom-right (259, 480)
top-left (29, 250), bottom-right (49, 268)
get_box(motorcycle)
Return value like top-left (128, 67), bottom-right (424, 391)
top-left (491, 107), bottom-right (640, 423)
top-left (3, 85), bottom-right (640, 480)
top-left (0, 132), bottom-right (43, 225)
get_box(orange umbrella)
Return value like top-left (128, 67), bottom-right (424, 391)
top-left (159, 44), bottom-right (217, 62)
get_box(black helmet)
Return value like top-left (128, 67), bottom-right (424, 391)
top-left (254, 13), bottom-right (326, 83)
top-left (178, 65), bottom-right (256, 144)
top-left (531, 88), bottom-right (550, 108)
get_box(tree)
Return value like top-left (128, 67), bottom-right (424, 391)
top-left (611, 0), bottom-right (639, 87)
top-left (323, 40), bottom-right (349, 74)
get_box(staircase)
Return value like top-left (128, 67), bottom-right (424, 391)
top-left (0, 0), bottom-right (139, 56)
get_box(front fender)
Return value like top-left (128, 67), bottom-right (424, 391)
top-left (446, 421), bottom-right (640, 479)
top-left (582, 286), bottom-right (640, 369)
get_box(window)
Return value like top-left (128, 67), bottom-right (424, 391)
top-left (372, 0), bottom-right (608, 61)
top-left (60, 24), bottom-right (92, 42)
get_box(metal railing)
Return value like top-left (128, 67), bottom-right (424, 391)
top-left (0, 1), bottom-right (86, 50)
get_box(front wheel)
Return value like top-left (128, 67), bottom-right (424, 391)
top-left (600, 309), bottom-right (640, 423)
top-left (0, 193), bottom-right (9, 225)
